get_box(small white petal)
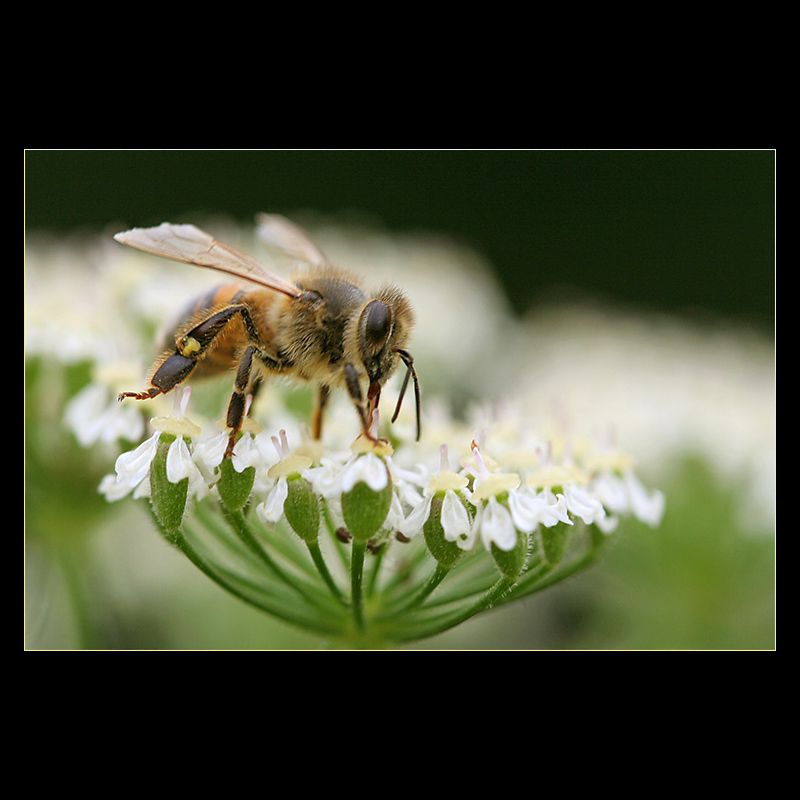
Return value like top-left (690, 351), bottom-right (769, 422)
top-left (98, 472), bottom-right (133, 501)
top-left (480, 497), bottom-right (518, 552)
top-left (592, 472), bottom-right (630, 514)
top-left (624, 470), bottom-right (666, 527)
top-left (231, 434), bottom-right (262, 472)
top-left (166, 436), bottom-right (196, 483)
top-left (440, 490), bottom-right (472, 543)
top-left (66, 384), bottom-right (147, 447)
top-left (595, 514), bottom-right (620, 534)
top-left (341, 453), bottom-right (389, 493)
top-left (103, 404), bottom-right (146, 445)
top-left (256, 477), bottom-right (289, 524)
top-left (538, 492), bottom-right (572, 527)
top-left (507, 489), bottom-right (541, 533)
top-left (515, 488), bottom-right (573, 529)
top-left (193, 432), bottom-right (228, 470)
top-left (399, 494), bottom-right (432, 538)
top-left (564, 483), bottom-right (607, 525)
top-left (114, 432), bottom-right (159, 488)
top-left (385, 491), bottom-right (406, 530)
top-left (304, 458), bottom-right (345, 499)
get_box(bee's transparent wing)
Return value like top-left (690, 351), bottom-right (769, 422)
top-left (255, 213), bottom-right (328, 266)
top-left (114, 223), bottom-right (302, 298)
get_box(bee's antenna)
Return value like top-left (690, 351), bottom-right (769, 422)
top-left (392, 349), bottom-right (421, 441)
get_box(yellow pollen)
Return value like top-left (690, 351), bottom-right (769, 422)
top-left (179, 335), bottom-right (201, 355)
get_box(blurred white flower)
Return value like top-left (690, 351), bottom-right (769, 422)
top-left (64, 383), bottom-right (145, 447)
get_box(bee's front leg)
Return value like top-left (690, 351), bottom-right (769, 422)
top-left (344, 364), bottom-right (372, 437)
top-left (344, 364), bottom-right (388, 444)
top-left (311, 384), bottom-right (330, 441)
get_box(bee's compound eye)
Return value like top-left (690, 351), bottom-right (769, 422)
top-left (363, 300), bottom-right (392, 344)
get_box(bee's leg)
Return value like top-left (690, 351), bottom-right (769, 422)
top-left (344, 364), bottom-right (374, 439)
top-left (248, 375), bottom-right (264, 413)
top-left (224, 345), bottom-right (257, 458)
top-left (118, 352), bottom-right (197, 401)
top-left (311, 385), bottom-right (330, 440)
top-left (367, 382), bottom-right (381, 418)
top-left (224, 347), bottom-right (291, 458)
top-left (119, 303), bottom-right (262, 404)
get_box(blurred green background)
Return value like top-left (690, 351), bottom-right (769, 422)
top-left (25, 149), bottom-right (774, 331)
top-left (24, 149), bottom-right (775, 650)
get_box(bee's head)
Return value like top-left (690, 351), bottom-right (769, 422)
top-left (356, 289), bottom-right (419, 440)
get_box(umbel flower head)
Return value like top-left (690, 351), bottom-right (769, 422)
top-left (86, 384), bottom-right (665, 647)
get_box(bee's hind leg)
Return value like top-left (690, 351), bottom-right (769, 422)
top-left (118, 352), bottom-right (197, 402)
top-left (119, 303), bottom-right (255, 405)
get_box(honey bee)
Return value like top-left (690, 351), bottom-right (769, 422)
top-left (115, 214), bottom-right (420, 457)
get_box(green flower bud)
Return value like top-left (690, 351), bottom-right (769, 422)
top-left (283, 475), bottom-right (320, 543)
top-left (150, 434), bottom-right (188, 533)
top-left (490, 529), bottom-right (528, 581)
top-left (540, 524), bottom-right (569, 566)
top-left (217, 457), bottom-right (255, 511)
top-left (424, 493), bottom-right (464, 568)
top-left (341, 456), bottom-right (392, 541)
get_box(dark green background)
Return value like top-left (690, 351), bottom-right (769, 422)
top-left (25, 149), bottom-right (775, 332)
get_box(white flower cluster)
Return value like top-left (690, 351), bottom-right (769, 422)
top-left (398, 437), bottom-right (664, 555)
top-left (85, 383), bottom-right (664, 555)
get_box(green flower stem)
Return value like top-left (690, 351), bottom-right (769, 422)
top-left (498, 524), bottom-right (607, 604)
top-left (306, 539), bottom-right (347, 605)
top-left (146, 505), bottom-right (335, 631)
top-left (379, 539), bottom-right (432, 595)
top-left (350, 538), bottom-right (367, 630)
top-left (195, 501), bottom-right (328, 598)
top-left (221, 505), bottom-right (334, 613)
top-left (321, 497), bottom-right (351, 571)
top-left (193, 500), bottom-right (255, 561)
top-left (413, 558), bottom-right (498, 609)
top-left (393, 575), bottom-right (518, 643)
top-left (254, 520), bottom-right (320, 581)
top-left (501, 547), bottom-right (601, 603)
top-left (177, 524), bottom-right (344, 635)
top-left (377, 563), bottom-right (451, 619)
top-left (366, 541), bottom-right (388, 597)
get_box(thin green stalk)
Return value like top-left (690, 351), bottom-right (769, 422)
top-left (366, 539), bottom-right (388, 597)
top-left (306, 539), bottom-right (347, 605)
top-left (193, 500), bottom-right (258, 562)
top-left (350, 539), bottom-right (367, 631)
top-left (378, 563), bottom-right (451, 619)
top-left (499, 548), bottom-right (600, 603)
top-left (409, 558), bottom-right (498, 609)
top-left (321, 497), bottom-right (351, 571)
top-left (392, 575), bottom-right (517, 643)
top-left (176, 525), bottom-right (343, 635)
top-left (147, 505), bottom-right (336, 632)
top-left (221, 505), bottom-right (332, 612)
top-left (379, 538), bottom-right (432, 595)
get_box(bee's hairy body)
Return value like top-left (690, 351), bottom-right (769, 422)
top-left (116, 217), bottom-right (420, 458)
top-left (163, 267), bottom-right (409, 390)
